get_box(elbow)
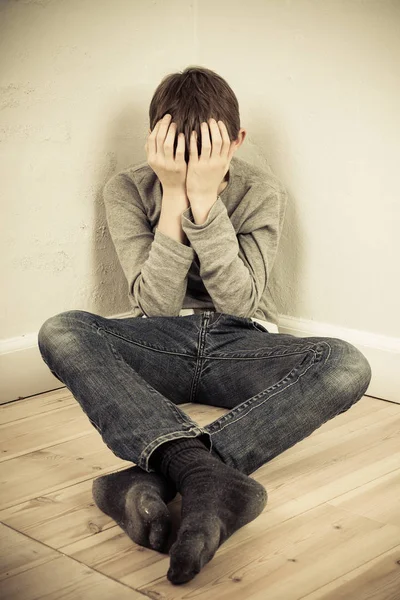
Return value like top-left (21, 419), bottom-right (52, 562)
top-left (230, 278), bottom-right (265, 318)
top-left (129, 292), bottom-right (181, 318)
top-left (131, 276), bottom-right (183, 318)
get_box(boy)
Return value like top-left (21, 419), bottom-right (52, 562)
top-left (38, 66), bottom-right (372, 585)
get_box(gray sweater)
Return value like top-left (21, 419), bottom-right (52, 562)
top-left (103, 155), bottom-right (288, 332)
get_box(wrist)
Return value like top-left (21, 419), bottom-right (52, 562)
top-left (188, 194), bottom-right (218, 208)
top-left (161, 183), bottom-right (187, 195)
top-left (162, 189), bottom-right (190, 208)
top-left (189, 195), bottom-right (219, 226)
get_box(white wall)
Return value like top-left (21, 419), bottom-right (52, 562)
top-left (1, 0), bottom-right (399, 402)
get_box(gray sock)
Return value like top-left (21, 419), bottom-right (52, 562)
top-left (150, 436), bottom-right (268, 584)
top-left (92, 465), bottom-right (177, 553)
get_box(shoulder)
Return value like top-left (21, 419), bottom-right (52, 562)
top-left (231, 156), bottom-right (286, 196)
top-left (103, 161), bottom-right (157, 200)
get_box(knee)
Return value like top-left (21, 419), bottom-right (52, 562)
top-left (327, 338), bottom-right (372, 400)
top-left (37, 310), bottom-right (88, 357)
top-left (38, 310), bottom-right (73, 345)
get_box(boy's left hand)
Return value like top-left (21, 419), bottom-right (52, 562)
top-left (186, 118), bottom-right (236, 204)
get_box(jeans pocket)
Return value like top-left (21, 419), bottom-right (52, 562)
top-left (252, 321), bottom-right (269, 333)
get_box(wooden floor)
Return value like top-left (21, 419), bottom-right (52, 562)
top-left (0, 388), bottom-right (399, 600)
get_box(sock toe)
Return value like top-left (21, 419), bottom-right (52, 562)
top-left (167, 515), bottom-right (221, 584)
top-left (125, 487), bottom-right (172, 552)
top-left (92, 469), bottom-right (174, 553)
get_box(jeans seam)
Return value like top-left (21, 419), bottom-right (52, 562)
top-left (207, 313), bottom-right (223, 329)
top-left (139, 427), bottom-right (213, 471)
top-left (97, 326), bottom-right (195, 357)
top-left (206, 345), bottom-right (325, 434)
top-left (95, 326), bottom-right (193, 428)
top-left (43, 311), bottom-right (337, 476)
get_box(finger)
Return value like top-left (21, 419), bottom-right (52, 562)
top-left (156, 114), bottom-right (172, 156)
top-left (209, 118), bottom-right (222, 158)
top-left (217, 120), bottom-right (230, 156)
top-left (200, 121), bottom-right (211, 159)
top-left (163, 121), bottom-right (177, 160)
top-left (175, 131), bottom-right (185, 162)
top-left (189, 130), bottom-right (198, 161)
top-left (147, 120), bottom-right (162, 155)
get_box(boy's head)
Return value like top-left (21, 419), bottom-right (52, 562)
top-left (149, 66), bottom-right (246, 166)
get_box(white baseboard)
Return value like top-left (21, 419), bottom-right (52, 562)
top-left (1, 312), bottom-right (398, 405)
top-left (277, 315), bottom-right (399, 404)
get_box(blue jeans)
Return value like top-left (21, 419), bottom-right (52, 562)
top-left (37, 310), bottom-right (372, 476)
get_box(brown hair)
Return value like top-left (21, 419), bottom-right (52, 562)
top-left (149, 66), bottom-right (241, 164)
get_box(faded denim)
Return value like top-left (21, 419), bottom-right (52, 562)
top-left (38, 310), bottom-right (372, 476)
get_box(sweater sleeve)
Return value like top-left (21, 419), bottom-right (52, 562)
top-left (103, 173), bottom-right (195, 317)
top-left (181, 184), bottom-right (288, 318)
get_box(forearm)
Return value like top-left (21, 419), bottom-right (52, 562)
top-left (158, 189), bottom-right (191, 245)
top-left (189, 195), bottom-right (218, 225)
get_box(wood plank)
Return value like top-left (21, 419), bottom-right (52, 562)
top-left (258, 444), bottom-right (400, 527)
top-left (0, 433), bottom-right (130, 511)
top-left (301, 544), bottom-right (400, 599)
top-left (255, 408), bottom-right (400, 489)
top-left (0, 553), bottom-right (145, 600)
top-left (0, 404), bottom-right (94, 462)
top-left (61, 525), bottom-right (168, 582)
top-left (2, 397), bottom-right (395, 556)
top-left (0, 393), bottom-right (228, 463)
top-left (132, 504), bottom-right (400, 598)
top-left (0, 477), bottom-right (120, 549)
top-left (58, 422), bottom-right (400, 589)
top-left (0, 390), bottom-right (398, 598)
top-left (0, 388), bottom-right (74, 425)
top-left (285, 396), bottom-right (398, 439)
top-left (0, 523), bottom-right (56, 581)
top-left (179, 402), bottom-right (229, 425)
top-left (329, 468), bottom-right (400, 528)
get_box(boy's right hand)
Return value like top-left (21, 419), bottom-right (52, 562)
top-left (145, 114), bottom-right (187, 193)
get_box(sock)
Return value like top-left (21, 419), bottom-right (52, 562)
top-left (150, 435), bottom-right (268, 585)
top-left (150, 435), bottom-right (210, 486)
top-left (92, 465), bottom-right (177, 553)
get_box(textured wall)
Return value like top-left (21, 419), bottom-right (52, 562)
top-left (1, 0), bottom-right (399, 340)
